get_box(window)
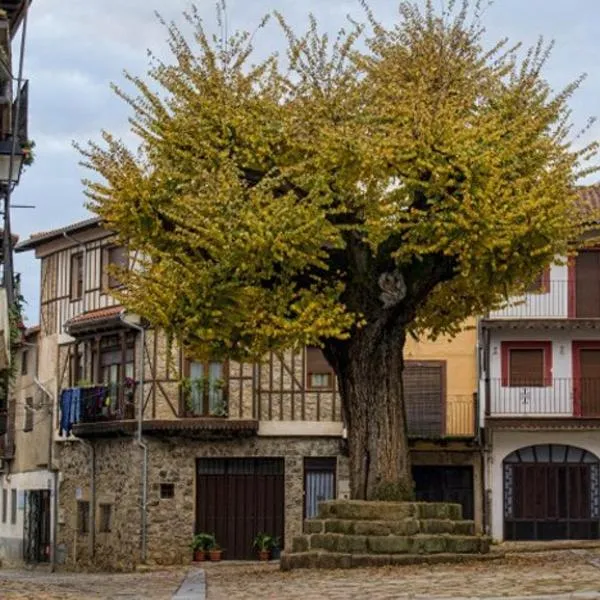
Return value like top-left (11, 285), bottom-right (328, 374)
top-left (10, 489), bottom-right (16, 524)
top-left (403, 361), bottom-right (445, 438)
top-left (306, 347), bottom-right (334, 390)
top-left (182, 359), bottom-right (227, 417)
top-left (99, 503), bottom-right (112, 533)
top-left (102, 245), bottom-right (127, 290)
top-left (23, 397), bottom-right (33, 432)
top-left (501, 341), bottom-right (552, 387)
top-left (21, 350), bottom-right (27, 375)
top-left (77, 501), bottom-right (90, 534)
top-left (1, 488), bottom-right (6, 523)
top-left (70, 252), bottom-right (84, 300)
top-left (304, 458), bottom-right (336, 519)
top-left (160, 483), bottom-right (175, 499)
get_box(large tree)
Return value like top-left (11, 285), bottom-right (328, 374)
top-left (81, 1), bottom-right (597, 500)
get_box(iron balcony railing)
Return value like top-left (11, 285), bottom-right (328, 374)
top-left (486, 378), bottom-right (600, 417)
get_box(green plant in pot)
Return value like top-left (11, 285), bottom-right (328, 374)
top-left (191, 533), bottom-right (215, 561)
top-left (270, 536), bottom-right (281, 560)
top-left (209, 537), bottom-right (224, 561)
top-left (253, 532), bottom-right (275, 561)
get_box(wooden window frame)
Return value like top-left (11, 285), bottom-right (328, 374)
top-left (10, 489), bottom-right (16, 525)
top-left (572, 340), bottom-right (600, 417)
top-left (77, 500), bottom-right (90, 534)
top-left (23, 396), bottom-right (33, 432)
top-left (21, 350), bottom-right (27, 376)
top-left (181, 358), bottom-right (229, 417)
top-left (501, 341), bottom-right (552, 387)
top-left (101, 244), bottom-right (127, 292)
top-left (70, 251), bottom-right (84, 301)
top-left (305, 347), bottom-right (334, 391)
top-left (404, 359), bottom-right (447, 436)
top-left (525, 267), bottom-right (551, 294)
top-left (98, 503), bottom-right (112, 533)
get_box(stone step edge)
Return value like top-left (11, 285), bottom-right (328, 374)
top-left (304, 518), bottom-right (476, 535)
top-left (280, 550), bottom-right (504, 571)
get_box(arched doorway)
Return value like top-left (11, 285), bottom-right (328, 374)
top-left (504, 444), bottom-right (600, 540)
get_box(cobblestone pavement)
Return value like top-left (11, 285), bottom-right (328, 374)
top-left (0, 568), bottom-right (187, 599)
top-left (204, 550), bottom-right (600, 599)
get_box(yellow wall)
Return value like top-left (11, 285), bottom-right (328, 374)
top-left (404, 319), bottom-right (477, 437)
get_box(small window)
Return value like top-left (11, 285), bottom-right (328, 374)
top-left (102, 245), bottom-right (127, 290)
top-left (23, 397), bottom-right (33, 432)
top-left (70, 252), bottom-right (84, 300)
top-left (99, 503), bottom-right (112, 533)
top-left (306, 347), bottom-right (334, 390)
top-left (509, 349), bottom-right (545, 387)
top-left (77, 501), bottom-right (90, 534)
top-left (160, 483), bottom-right (175, 499)
top-left (10, 489), bottom-right (16, 524)
top-left (1, 488), bottom-right (6, 523)
top-left (21, 350), bottom-right (27, 376)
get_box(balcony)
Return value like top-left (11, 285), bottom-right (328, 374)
top-left (407, 394), bottom-right (476, 439)
top-left (486, 378), bottom-right (600, 418)
top-left (487, 280), bottom-right (600, 321)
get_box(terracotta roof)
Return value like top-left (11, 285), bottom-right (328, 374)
top-left (15, 217), bottom-right (104, 252)
top-left (578, 185), bottom-right (600, 212)
top-left (65, 306), bottom-right (123, 333)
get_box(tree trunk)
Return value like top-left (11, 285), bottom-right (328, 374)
top-left (330, 324), bottom-right (413, 501)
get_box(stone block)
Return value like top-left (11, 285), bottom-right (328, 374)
top-left (292, 536), bottom-right (309, 553)
top-left (324, 520), bottom-right (355, 534)
top-left (416, 503), bottom-right (462, 520)
top-left (479, 536), bottom-right (491, 554)
top-left (419, 519), bottom-right (455, 534)
top-left (368, 535), bottom-right (412, 554)
top-left (303, 520), bottom-right (324, 534)
top-left (351, 554), bottom-right (392, 568)
top-left (453, 520), bottom-right (475, 536)
top-left (445, 536), bottom-right (480, 554)
top-left (280, 551), bottom-right (320, 571)
top-left (310, 534), bottom-right (367, 553)
top-left (319, 500), bottom-right (416, 521)
top-left (317, 552), bottom-right (352, 569)
top-left (390, 519), bottom-right (420, 536)
top-left (411, 535), bottom-right (447, 554)
top-left (353, 521), bottom-right (391, 536)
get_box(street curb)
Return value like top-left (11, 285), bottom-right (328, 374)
top-left (171, 568), bottom-right (205, 600)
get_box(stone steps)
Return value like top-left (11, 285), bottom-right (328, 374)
top-left (293, 533), bottom-right (489, 555)
top-left (305, 518), bottom-right (476, 536)
top-left (280, 550), bottom-right (503, 571)
top-left (318, 500), bottom-right (464, 521)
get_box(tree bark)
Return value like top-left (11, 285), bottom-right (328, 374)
top-left (327, 323), bottom-right (413, 501)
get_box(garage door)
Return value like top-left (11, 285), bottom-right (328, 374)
top-left (196, 458), bottom-right (284, 560)
top-left (504, 445), bottom-right (600, 540)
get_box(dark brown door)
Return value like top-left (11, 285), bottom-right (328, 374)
top-left (576, 251), bottom-right (600, 317)
top-left (413, 466), bottom-right (474, 520)
top-left (196, 458), bottom-right (284, 560)
top-left (579, 349), bottom-right (600, 416)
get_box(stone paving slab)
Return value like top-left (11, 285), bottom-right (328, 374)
top-left (172, 568), bottom-right (206, 599)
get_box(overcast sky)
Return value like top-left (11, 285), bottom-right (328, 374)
top-left (13, 0), bottom-right (600, 323)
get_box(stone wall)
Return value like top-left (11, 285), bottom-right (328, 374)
top-left (57, 435), bottom-right (346, 570)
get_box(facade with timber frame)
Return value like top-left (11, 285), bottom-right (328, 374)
top-left (15, 218), bottom-right (481, 568)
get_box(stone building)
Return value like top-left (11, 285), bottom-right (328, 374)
top-left (14, 217), bottom-right (481, 569)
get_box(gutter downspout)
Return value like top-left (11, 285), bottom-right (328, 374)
top-left (62, 232), bottom-right (87, 313)
top-left (119, 311), bottom-right (147, 563)
top-left (34, 377), bottom-right (58, 572)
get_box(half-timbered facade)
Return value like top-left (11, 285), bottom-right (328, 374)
top-left (16, 217), bottom-right (481, 568)
top-left (481, 187), bottom-right (600, 543)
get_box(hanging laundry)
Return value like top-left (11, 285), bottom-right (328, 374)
top-left (59, 389), bottom-right (73, 436)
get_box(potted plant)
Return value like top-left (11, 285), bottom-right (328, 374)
top-left (209, 539), bottom-right (223, 561)
top-left (253, 532), bottom-right (274, 561)
top-left (190, 533), bottom-right (215, 562)
top-left (271, 537), bottom-right (281, 560)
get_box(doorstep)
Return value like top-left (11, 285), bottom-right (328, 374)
top-left (497, 540), bottom-right (600, 554)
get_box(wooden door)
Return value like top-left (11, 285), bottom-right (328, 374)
top-left (196, 458), bottom-right (284, 560)
top-left (575, 251), bottom-right (600, 317)
top-left (579, 349), bottom-right (600, 416)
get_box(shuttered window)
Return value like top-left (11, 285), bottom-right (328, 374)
top-left (102, 245), bottom-right (127, 290)
top-left (70, 252), bottom-right (84, 300)
top-left (403, 361), bottom-right (445, 438)
top-left (509, 349), bottom-right (544, 386)
top-left (306, 347), bottom-right (334, 389)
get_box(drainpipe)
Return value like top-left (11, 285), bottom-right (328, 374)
top-left (119, 311), bottom-right (147, 563)
top-left (62, 232), bottom-right (87, 313)
top-left (34, 377), bottom-right (59, 572)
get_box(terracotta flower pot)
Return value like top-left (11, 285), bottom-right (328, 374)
top-left (209, 550), bottom-right (223, 561)
top-left (258, 550), bottom-right (270, 561)
top-left (194, 550), bottom-right (207, 562)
